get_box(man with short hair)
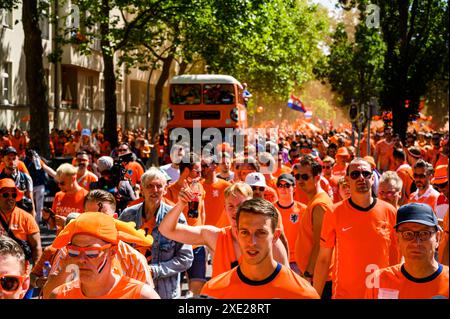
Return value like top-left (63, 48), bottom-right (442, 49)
top-left (47, 212), bottom-right (160, 299)
top-left (314, 158), bottom-right (399, 298)
top-left (409, 159), bottom-right (440, 209)
top-left (75, 151), bottom-right (98, 191)
top-left (0, 147), bottom-right (35, 217)
top-left (375, 126), bottom-right (395, 173)
top-left (200, 198), bottom-right (319, 299)
top-left (120, 168), bottom-right (193, 299)
top-left (275, 173), bottom-right (306, 274)
top-left (365, 203), bottom-right (449, 298)
top-left (0, 235), bottom-right (31, 299)
top-left (294, 155), bottom-right (333, 298)
top-left (379, 171), bottom-right (403, 209)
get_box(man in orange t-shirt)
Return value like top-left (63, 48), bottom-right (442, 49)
top-left (409, 159), bottom-right (440, 209)
top-left (393, 148), bottom-right (415, 204)
top-left (0, 178), bottom-right (41, 264)
top-left (292, 163), bottom-right (333, 204)
top-left (275, 173), bottom-right (306, 273)
top-left (47, 212), bottom-right (160, 299)
top-left (314, 158), bottom-right (399, 299)
top-left (200, 155), bottom-right (231, 227)
top-left (365, 203), bottom-right (449, 299)
top-left (75, 151), bottom-right (98, 191)
top-left (10, 129), bottom-right (27, 159)
top-left (200, 198), bottom-right (319, 299)
top-left (52, 163), bottom-right (88, 230)
top-left (293, 155), bottom-right (333, 299)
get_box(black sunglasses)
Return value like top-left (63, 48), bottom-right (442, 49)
top-left (1, 192), bottom-right (17, 199)
top-left (413, 173), bottom-right (427, 179)
top-left (0, 275), bottom-right (23, 292)
top-left (276, 183), bottom-right (292, 188)
top-left (251, 186), bottom-right (265, 192)
top-left (294, 173), bottom-right (312, 181)
top-left (349, 170), bottom-right (372, 180)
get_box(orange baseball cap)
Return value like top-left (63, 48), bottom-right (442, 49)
top-left (52, 212), bottom-right (153, 249)
top-left (432, 165), bottom-right (448, 184)
top-left (336, 147), bottom-right (350, 157)
top-left (363, 156), bottom-right (376, 169)
top-left (0, 178), bottom-right (24, 202)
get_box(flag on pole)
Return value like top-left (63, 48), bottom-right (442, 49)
top-left (287, 95), bottom-right (307, 113)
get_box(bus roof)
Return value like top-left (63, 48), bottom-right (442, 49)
top-left (169, 74), bottom-right (242, 86)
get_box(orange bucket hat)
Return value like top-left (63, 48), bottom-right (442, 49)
top-left (0, 178), bottom-right (24, 202)
top-left (52, 212), bottom-right (153, 249)
top-left (432, 165), bottom-right (448, 185)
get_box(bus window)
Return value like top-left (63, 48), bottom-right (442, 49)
top-left (204, 84), bottom-right (235, 105)
top-left (170, 84), bottom-right (201, 105)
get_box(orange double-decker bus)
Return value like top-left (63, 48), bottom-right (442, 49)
top-left (165, 74), bottom-right (248, 150)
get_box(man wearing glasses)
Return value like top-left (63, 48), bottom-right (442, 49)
top-left (0, 178), bottom-right (41, 265)
top-left (51, 163), bottom-right (88, 231)
top-left (116, 143), bottom-right (144, 188)
top-left (365, 203), bottom-right (449, 299)
top-left (409, 159), bottom-right (440, 210)
top-left (314, 158), bottom-right (399, 298)
top-left (274, 173), bottom-right (306, 275)
top-left (293, 155), bottom-right (333, 298)
top-left (47, 212), bottom-right (160, 299)
top-left (0, 235), bottom-right (31, 299)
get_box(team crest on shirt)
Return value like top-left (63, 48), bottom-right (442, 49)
top-left (290, 213), bottom-right (299, 224)
top-left (212, 190), bottom-right (219, 198)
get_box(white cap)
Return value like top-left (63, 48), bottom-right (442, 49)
top-left (245, 172), bottom-right (267, 187)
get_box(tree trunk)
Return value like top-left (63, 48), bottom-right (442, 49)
top-left (100, 0), bottom-right (118, 149)
top-left (150, 55), bottom-right (174, 165)
top-left (22, 0), bottom-right (50, 158)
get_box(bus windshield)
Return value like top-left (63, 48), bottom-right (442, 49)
top-left (204, 84), bottom-right (235, 105)
top-left (170, 84), bottom-right (202, 105)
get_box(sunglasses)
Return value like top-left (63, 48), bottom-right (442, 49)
top-left (67, 244), bottom-right (112, 258)
top-left (397, 230), bottom-right (436, 242)
top-left (277, 183), bottom-right (292, 188)
top-left (294, 173), bottom-right (312, 181)
top-left (322, 165), bottom-right (332, 169)
top-left (349, 170), bottom-right (372, 180)
top-left (251, 186), bottom-right (265, 192)
top-left (413, 173), bottom-right (427, 179)
top-left (117, 148), bottom-right (128, 152)
top-left (1, 192), bottom-right (17, 199)
top-left (0, 274), bottom-right (25, 293)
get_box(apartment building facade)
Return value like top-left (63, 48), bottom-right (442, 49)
top-left (0, 1), bottom-right (174, 133)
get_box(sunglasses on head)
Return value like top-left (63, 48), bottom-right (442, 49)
top-left (294, 173), bottom-right (312, 181)
top-left (251, 186), bottom-right (265, 192)
top-left (0, 274), bottom-right (25, 293)
top-left (349, 170), bottom-right (372, 180)
top-left (1, 192), bottom-right (17, 199)
top-left (67, 244), bottom-right (112, 258)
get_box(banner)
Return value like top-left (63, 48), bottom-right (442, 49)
top-left (287, 95), bottom-right (306, 113)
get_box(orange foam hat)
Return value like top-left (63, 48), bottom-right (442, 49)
top-left (336, 147), bottom-right (350, 157)
top-left (0, 178), bottom-right (24, 202)
top-left (52, 212), bottom-right (153, 249)
top-left (363, 156), bottom-right (376, 169)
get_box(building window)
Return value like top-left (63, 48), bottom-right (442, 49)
top-left (83, 75), bottom-right (94, 109)
top-left (116, 82), bottom-right (123, 113)
top-left (0, 9), bottom-right (13, 28)
top-left (98, 79), bottom-right (104, 110)
top-left (1, 62), bottom-right (12, 105)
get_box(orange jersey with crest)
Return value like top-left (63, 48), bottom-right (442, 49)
top-left (77, 171), bottom-right (98, 191)
top-left (408, 185), bottom-right (440, 210)
top-left (320, 198), bottom-right (399, 299)
top-left (0, 206), bottom-right (40, 241)
top-left (51, 276), bottom-right (144, 299)
top-left (201, 178), bottom-right (231, 226)
top-left (365, 264), bottom-right (449, 299)
top-left (276, 201), bottom-right (306, 262)
top-left (201, 263), bottom-right (319, 299)
top-left (295, 191), bottom-right (333, 273)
